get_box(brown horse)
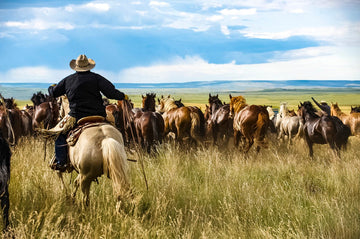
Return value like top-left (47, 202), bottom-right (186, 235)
top-left (133, 93), bottom-right (164, 153)
top-left (207, 94), bottom-right (233, 146)
top-left (331, 103), bottom-right (360, 136)
top-left (31, 92), bottom-right (59, 129)
top-left (298, 101), bottom-right (350, 157)
top-left (229, 95), bottom-right (270, 153)
top-left (157, 96), bottom-right (205, 145)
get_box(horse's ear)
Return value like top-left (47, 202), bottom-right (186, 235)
top-left (216, 94), bottom-right (218, 98)
top-left (142, 95), bottom-right (144, 99)
top-left (161, 95), bottom-right (164, 99)
top-left (209, 93), bottom-right (211, 98)
top-left (229, 94), bottom-right (232, 99)
top-left (157, 98), bottom-right (160, 104)
top-left (179, 98), bottom-right (182, 102)
top-left (167, 95), bottom-right (170, 98)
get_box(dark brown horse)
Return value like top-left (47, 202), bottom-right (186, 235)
top-left (229, 95), bottom-right (270, 153)
top-left (31, 92), bottom-right (59, 129)
top-left (0, 102), bottom-right (15, 146)
top-left (0, 131), bottom-right (10, 230)
top-left (133, 93), bottom-right (164, 153)
top-left (298, 101), bottom-right (350, 158)
top-left (157, 96), bottom-right (205, 145)
top-left (350, 106), bottom-right (360, 113)
top-left (207, 94), bottom-right (233, 146)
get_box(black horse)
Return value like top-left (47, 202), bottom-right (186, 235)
top-left (0, 131), bottom-right (10, 230)
top-left (298, 101), bottom-right (350, 158)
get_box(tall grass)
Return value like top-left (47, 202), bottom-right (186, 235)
top-left (4, 136), bottom-right (360, 238)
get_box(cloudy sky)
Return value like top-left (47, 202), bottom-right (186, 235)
top-left (0, 0), bottom-right (359, 83)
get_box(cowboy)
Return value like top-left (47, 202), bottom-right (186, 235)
top-left (48, 54), bottom-right (128, 171)
top-left (311, 97), bottom-right (330, 116)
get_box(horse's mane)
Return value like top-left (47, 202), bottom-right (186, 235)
top-left (161, 97), bottom-right (178, 112)
top-left (302, 101), bottom-right (319, 118)
top-left (279, 102), bottom-right (288, 117)
top-left (266, 106), bottom-right (275, 120)
top-left (3, 97), bottom-right (18, 109)
top-left (31, 91), bottom-right (47, 106)
top-left (230, 96), bottom-right (247, 113)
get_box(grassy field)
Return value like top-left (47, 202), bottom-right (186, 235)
top-left (3, 91), bottom-right (360, 238)
top-left (5, 136), bottom-right (360, 238)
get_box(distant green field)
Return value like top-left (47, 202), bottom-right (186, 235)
top-left (14, 89), bottom-right (360, 113)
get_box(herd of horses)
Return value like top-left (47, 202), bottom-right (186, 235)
top-left (0, 91), bottom-right (360, 230)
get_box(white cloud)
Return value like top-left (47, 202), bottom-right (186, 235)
top-left (149, 1), bottom-right (170, 8)
top-left (1, 47), bottom-right (359, 83)
top-left (83, 3), bottom-right (110, 12)
top-left (221, 25), bottom-right (230, 35)
top-left (0, 66), bottom-right (71, 83)
top-left (117, 49), bottom-right (360, 82)
top-left (219, 8), bottom-right (257, 16)
top-left (4, 19), bottom-right (74, 30)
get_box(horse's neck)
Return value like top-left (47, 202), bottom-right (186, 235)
top-left (333, 107), bottom-right (347, 117)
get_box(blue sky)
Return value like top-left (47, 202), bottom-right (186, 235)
top-left (0, 0), bottom-right (359, 83)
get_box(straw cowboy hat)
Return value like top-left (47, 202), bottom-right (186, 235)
top-left (69, 54), bottom-right (95, 72)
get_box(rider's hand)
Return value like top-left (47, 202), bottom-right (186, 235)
top-left (124, 94), bottom-right (129, 101)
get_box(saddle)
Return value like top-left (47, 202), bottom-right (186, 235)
top-left (66, 116), bottom-right (107, 146)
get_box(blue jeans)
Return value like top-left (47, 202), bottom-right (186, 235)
top-left (55, 134), bottom-right (68, 166)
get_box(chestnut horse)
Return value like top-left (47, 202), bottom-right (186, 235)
top-left (157, 96), bottom-right (205, 145)
top-left (133, 93), bottom-right (165, 153)
top-left (207, 94), bottom-right (233, 145)
top-left (229, 95), bottom-right (270, 153)
top-left (330, 103), bottom-right (360, 136)
top-left (298, 101), bottom-right (350, 158)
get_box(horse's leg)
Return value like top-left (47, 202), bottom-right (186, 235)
top-left (234, 130), bottom-right (240, 147)
top-left (72, 174), bottom-right (81, 198)
top-left (305, 133), bottom-right (314, 158)
top-left (80, 177), bottom-right (92, 207)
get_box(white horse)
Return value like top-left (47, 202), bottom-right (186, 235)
top-left (276, 102), bottom-right (303, 145)
top-left (59, 99), bottom-right (131, 209)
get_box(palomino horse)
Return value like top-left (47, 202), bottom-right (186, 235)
top-left (31, 92), bottom-right (59, 129)
top-left (298, 101), bottom-right (350, 158)
top-left (58, 100), bottom-right (131, 208)
top-left (207, 94), bottom-right (233, 145)
top-left (156, 96), bottom-right (205, 145)
top-left (229, 95), bottom-right (270, 153)
top-left (0, 131), bottom-right (10, 230)
top-left (133, 93), bottom-right (165, 153)
top-left (331, 103), bottom-right (360, 136)
top-left (276, 102), bottom-right (303, 145)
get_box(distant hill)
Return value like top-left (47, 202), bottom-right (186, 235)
top-left (1, 80), bottom-right (359, 100)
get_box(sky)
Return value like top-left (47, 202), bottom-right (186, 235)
top-left (0, 0), bottom-right (359, 83)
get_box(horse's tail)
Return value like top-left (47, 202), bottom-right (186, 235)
top-left (102, 138), bottom-right (130, 196)
top-left (254, 111), bottom-right (268, 147)
top-left (294, 118), bottom-right (304, 139)
top-left (190, 111), bottom-right (204, 143)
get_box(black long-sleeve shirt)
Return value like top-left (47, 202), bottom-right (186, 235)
top-left (48, 71), bottom-right (125, 120)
